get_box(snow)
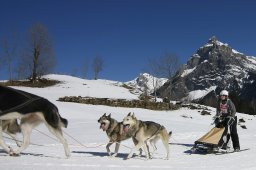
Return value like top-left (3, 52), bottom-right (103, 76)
top-left (201, 40), bottom-right (228, 49)
top-left (186, 86), bottom-right (217, 101)
top-left (181, 67), bottom-right (196, 77)
top-left (232, 49), bottom-right (243, 55)
top-left (14, 74), bottom-right (139, 101)
top-left (245, 56), bottom-right (256, 70)
top-left (1, 74), bottom-right (256, 170)
top-left (215, 40), bottom-right (228, 47)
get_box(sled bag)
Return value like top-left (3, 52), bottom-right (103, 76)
top-left (195, 127), bottom-right (228, 146)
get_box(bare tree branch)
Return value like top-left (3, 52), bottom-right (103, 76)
top-left (20, 23), bottom-right (56, 82)
top-left (92, 56), bottom-right (103, 80)
top-left (147, 52), bottom-right (181, 101)
top-left (82, 58), bottom-right (89, 79)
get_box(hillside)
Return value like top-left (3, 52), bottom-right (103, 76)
top-left (0, 74), bottom-right (255, 170)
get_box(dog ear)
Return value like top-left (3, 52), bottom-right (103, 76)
top-left (127, 112), bottom-right (131, 116)
top-left (131, 112), bottom-right (135, 118)
top-left (108, 113), bottom-right (111, 118)
top-left (103, 113), bottom-right (106, 116)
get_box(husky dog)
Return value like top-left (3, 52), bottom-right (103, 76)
top-left (122, 112), bottom-right (172, 160)
top-left (0, 86), bottom-right (70, 157)
top-left (1, 119), bottom-right (21, 147)
top-left (98, 113), bottom-right (147, 157)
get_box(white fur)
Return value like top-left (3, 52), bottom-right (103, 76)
top-left (0, 112), bottom-right (70, 158)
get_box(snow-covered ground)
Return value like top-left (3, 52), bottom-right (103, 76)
top-left (1, 74), bottom-right (256, 170)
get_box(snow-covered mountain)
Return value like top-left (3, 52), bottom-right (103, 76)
top-left (125, 73), bottom-right (168, 95)
top-left (157, 36), bottom-right (256, 114)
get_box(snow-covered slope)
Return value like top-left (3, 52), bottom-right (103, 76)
top-left (1, 74), bottom-right (256, 170)
top-left (12, 74), bottom-right (139, 102)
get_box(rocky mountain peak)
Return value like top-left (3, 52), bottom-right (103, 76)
top-left (157, 37), bottom-right (256, 115)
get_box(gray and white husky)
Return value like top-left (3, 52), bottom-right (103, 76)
top-left (122, 112), bottom-right (172, 160)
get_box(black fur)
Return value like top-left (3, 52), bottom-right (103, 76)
top-left (0, 85), bottom-right (67, 129)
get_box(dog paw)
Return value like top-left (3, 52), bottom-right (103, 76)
top-left (9, 150), bottom-right (20, 157)
top-left (66, 153), bottom-right (71, 158)
top-left (111, 153), bottom-right (118, 157)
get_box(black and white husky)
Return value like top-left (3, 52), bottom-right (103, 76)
top-left (0, 85), bottom-right (70, 158)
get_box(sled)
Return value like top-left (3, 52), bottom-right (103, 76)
top-left (191, 119), bottom-right (231, 154)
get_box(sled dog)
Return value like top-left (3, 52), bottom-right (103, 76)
top-left (122, 112), bottom-right (172, 160)
top-left (0, 86), bottom-right (70, 157)
top-left (98, 113), bottom-right (148, 157)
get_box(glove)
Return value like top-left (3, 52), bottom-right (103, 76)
top-left (213, 116), bottom-right (220, 127)
top-left (212, 115), bottom-right (220, 120)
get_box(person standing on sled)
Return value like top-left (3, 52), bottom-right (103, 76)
top-left (214, 90), bottom-right (240, 151)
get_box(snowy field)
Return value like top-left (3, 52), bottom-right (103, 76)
top-left (1, 75), bottom-right (256, 170)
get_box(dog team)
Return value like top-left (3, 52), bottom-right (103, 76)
top-left (0, 85), bottom-right (171, 160)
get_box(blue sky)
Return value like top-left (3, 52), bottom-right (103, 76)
top-left (0, 0), bottom-right (256, 81)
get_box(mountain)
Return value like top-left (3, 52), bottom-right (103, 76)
top-left (157, 36), bottom-right (256, 115)
top-left (125, 73), bottom-right (168, 95)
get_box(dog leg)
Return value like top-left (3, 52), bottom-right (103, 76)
top-left (12, 122), bottom-right (32, 156)
top-left (46, 125), bottom-right (70, 158)
top-left (127, 142), bottom-right (144, 159)
top-left (142, 141), bottom-right (150, 159)
top-left (112, 142), bottom-right (120, 157)
top-left (161, 137), bottom-right (170, 160)
top-left (106, 141), bottom-right (113, 156)
top-left (6, 132), bottom-right (21, 147)
top-left (149, 137), bottom-right (158, 152)
top-left (0, 120), bottom-right (12, 154)
top-left (132, 137), bottom-right (144, 156)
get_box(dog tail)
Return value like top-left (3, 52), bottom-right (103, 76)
top-left (60, 117), bottom-right (68, 128)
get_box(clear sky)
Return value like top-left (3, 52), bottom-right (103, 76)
top-left (0, 0), bottom-right (256, 82)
